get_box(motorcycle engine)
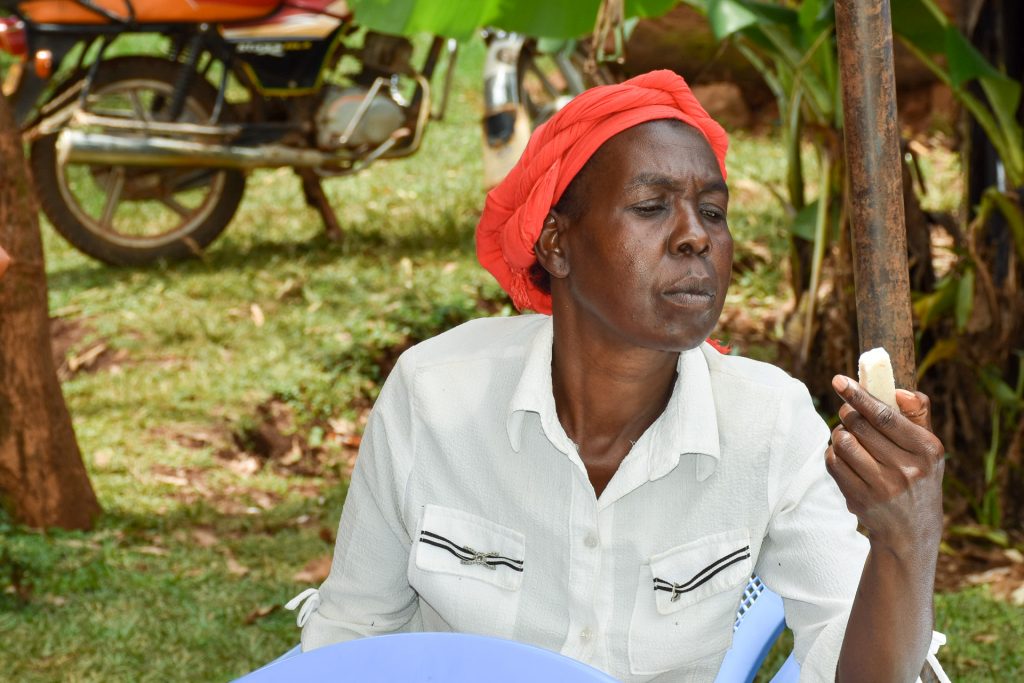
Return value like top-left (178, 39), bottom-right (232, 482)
top-left (315, 86), bottom-right (406, 151)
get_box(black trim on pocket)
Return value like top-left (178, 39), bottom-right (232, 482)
top-left (419, 530), bottom-right (525, 572)
top-left (653, 546), bottom-right (751, 601)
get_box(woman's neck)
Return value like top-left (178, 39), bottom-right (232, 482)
top-left (549, 315), bottom-right (680, 495)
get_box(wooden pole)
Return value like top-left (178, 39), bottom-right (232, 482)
top-left (834, 0), bottom-right (917, 389)
top-left (0, 90), bottom-right (101, 530)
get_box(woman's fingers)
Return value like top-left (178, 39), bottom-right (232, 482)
top-left (831, 424), bottom-right (887, 488)
top-left (825, 442), bottom-right (869, 503)
top-left (837, 403), bottom-right (913, 468)
top-left (895, 388), bottom-right (932, 431)
top-left (832, 375), bottom-right (942, 459)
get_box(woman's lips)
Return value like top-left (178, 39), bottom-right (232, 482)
top-left (663, 278), bottom-right (716, 307)
top-left (663, 290), bottom-right (715, 307)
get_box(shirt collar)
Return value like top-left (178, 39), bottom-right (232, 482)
top-left (505, 316), bottom-right (722, 482)
top-left (648, 346), bottom-right (722, 482)
top-left (506, 317), bottom-right (577, 455)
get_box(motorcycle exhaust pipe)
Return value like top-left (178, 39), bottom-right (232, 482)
top-left (56, 130), bottom-right (350, 170)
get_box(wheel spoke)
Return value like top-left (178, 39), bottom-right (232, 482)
top-left (100, 167), bottom-right (126, 229)
top-left (160, 194), bottom-right (191, 217)
top-left (128, 91), bottom-right (150, 122)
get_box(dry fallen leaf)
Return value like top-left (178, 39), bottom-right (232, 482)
top-left (136, 545), bottom-right (169, 557)
top-left (293, 556), bottom-right (332, 584)
top-left (278, 440), bottom-right (303, 466)
top-left (250, 303), bottom-right (265, 327)
top-left (68, 342), bottom-right (108, 372)
top-left (153, 472), bottom-right (189, 487)
top-left (328, 419), bottom-right (358, 443)
top-left (192, 528), bottom-right (219, 548)
top-left (226, 556), bottom-right (250, 576)
top-left (92, 448), bottom-right (114, 469)
top-left (966, 566), bottom-right (1012, 585)
top-left (244, 604), bottom-right (280, 625)
top-left (225, 455), bottom-right (261, 477)
top-left (399, 257), bottom-right (414, 288)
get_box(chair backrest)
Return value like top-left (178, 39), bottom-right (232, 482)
top-left (232, 632), bottom-right (619, 683)
top-left (714, 576), bottom-right (799, 683)
top-left (241, 576), bottom-right (800, 683)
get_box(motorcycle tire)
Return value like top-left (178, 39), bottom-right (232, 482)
top-left (30, 56), bottom-right (247, 266)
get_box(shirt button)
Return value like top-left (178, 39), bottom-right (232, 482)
top-left (580, 627), bottom-right (594, 642)
top-left (584, 534), bottom-right (599, 548)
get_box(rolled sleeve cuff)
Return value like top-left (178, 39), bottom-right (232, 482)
top-left (800, 628), bottom-right (950, 682)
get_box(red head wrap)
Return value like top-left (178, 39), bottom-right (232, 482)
top-left (476, 69), bottom-right (729, 314)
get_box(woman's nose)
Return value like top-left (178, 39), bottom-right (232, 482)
top-left (669, 206), bottom-right (710, 257)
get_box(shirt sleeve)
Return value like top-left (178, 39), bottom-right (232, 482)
top-left (298, 352), bottom-right (421, 651)
top-left (754, 379), bottom-right (870, 682)
top-left (755, 380), bottom-right (949, 683)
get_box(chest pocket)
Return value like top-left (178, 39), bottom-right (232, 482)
top-left (409, 504), bottom-right (525, 638)
top-left (628, 528), bottom-right (753, 676)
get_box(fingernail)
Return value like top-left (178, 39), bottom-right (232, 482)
top-left (896, 389), bottom-right (915, 398)
top-left (831, 375), bottom-right (849, 392)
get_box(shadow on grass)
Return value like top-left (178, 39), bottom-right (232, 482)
top-left (44, 205), bottom-right (478, 292)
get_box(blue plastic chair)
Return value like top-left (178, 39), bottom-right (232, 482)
top-left (714, 576), bottom-right (799, 683)
top-left (232, 632), bottom-right (618, 682)
top-left (238, 576), bottom-right (797, 682)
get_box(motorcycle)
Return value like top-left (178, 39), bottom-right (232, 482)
top-left (480, 29), bottom-right (617, 189)
top-left (0, 0), bottom-right (458, 265)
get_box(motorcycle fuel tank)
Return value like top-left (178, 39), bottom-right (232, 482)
top-left (15, 0), bottom-right (282, 25)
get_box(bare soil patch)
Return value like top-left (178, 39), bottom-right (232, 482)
top-left (50, 316), bottom-right (127, 380)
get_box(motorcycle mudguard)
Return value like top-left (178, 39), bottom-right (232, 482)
top-left (16, 0), bottom-right (282, 25)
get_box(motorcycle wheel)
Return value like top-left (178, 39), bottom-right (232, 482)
top-left (30, 57), bottom-right (247, 266)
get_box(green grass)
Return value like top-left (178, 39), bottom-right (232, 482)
top-left (2, 36), bottom-right (1021, 683)
top-left (755, 589), bottom-right (1024, 681)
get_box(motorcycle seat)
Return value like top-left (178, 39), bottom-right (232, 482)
top-left (17, 0), bottom-right (283, 25)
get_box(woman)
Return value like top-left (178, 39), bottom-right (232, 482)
top-left (0, 245), bottom-right (9, 280)
top-left (289, 71), bottom-right (947, 682)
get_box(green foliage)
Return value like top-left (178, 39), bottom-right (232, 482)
top-left (690, 0), bottom-right (1024, 533)
top-left (892, 0), bottom-right (1023, 187)
top-left (684, 0), bottom-right (844, 367)
top-left (349, 0), bottom-right (677, 40)
top-left (929, 187), bottom-right (1024, 529)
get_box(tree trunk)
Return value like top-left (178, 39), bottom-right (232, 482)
top-left (0, 90), bottom-right (101, 530)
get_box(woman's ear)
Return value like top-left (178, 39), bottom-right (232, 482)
top-left (535, 211), bottom-right (570, 279)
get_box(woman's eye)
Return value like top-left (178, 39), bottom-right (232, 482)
top-left (631, 203), bottom-right (665, 216)
top-left (700, 206), bottom-right (726, 221)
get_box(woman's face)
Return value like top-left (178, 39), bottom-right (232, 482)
top-left (553, 120), bottom-right (733, 353)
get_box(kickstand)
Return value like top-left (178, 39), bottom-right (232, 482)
top-left (298, 170), bottom-right (344, 241)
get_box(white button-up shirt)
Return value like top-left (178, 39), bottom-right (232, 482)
top-left (297, 314), bottom-right (942, 681)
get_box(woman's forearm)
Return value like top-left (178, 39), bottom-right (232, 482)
top-left (836, 538), bottom-right (938, 683)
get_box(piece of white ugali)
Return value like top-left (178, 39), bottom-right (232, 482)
top-left (858, 347), bottom-right (898, 408)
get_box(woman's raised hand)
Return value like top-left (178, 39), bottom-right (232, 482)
top-left (825, 375), bottom-right (945, 557)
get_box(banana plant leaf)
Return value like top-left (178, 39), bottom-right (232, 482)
top-left (350, 0), bottom-right (677, 40)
